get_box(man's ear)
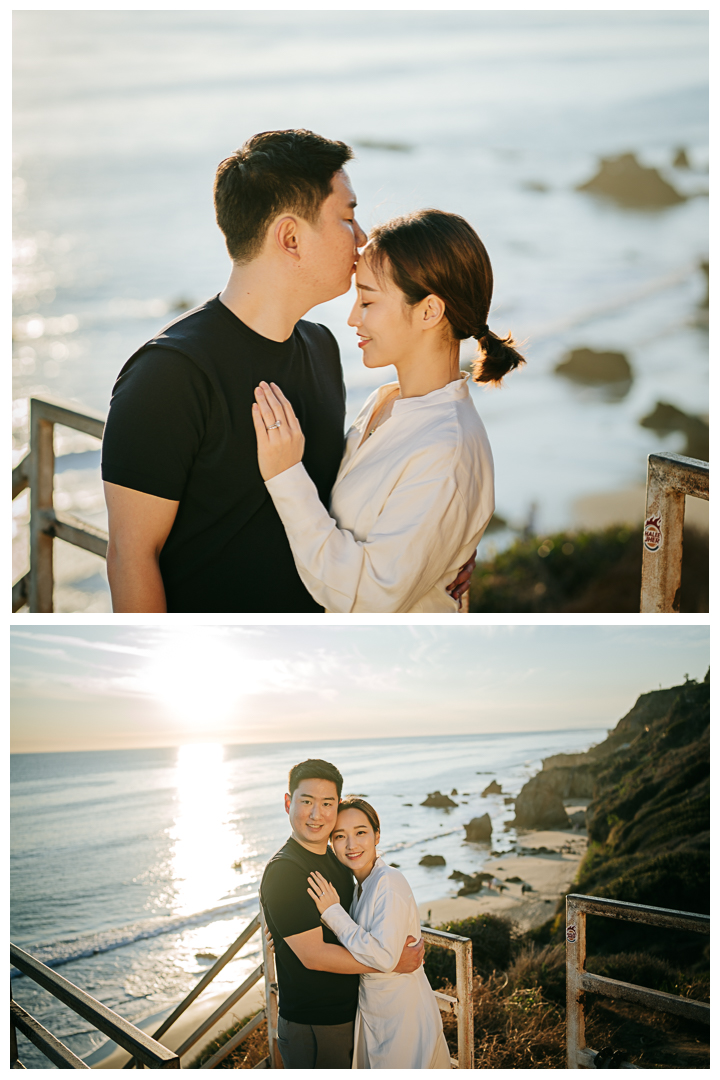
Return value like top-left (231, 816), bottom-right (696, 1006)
top-left (284, 792), bottom-right (291, 815)
top-left (421, 293), bottom-right (446, 330)
top-left (274, 216), bottom-right (301, 261)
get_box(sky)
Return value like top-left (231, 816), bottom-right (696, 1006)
top-left (10, 624), bottom-right (709, 753)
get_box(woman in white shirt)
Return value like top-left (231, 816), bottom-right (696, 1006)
top-left (252, 209), bottom-right (525, 613)
top-left (307, 797), bottom-right (452, 1069)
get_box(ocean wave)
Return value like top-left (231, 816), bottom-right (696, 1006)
top-left (11, 894), bottom-right (260, 979)
top-left (382, 826), bottom-right (465, 854)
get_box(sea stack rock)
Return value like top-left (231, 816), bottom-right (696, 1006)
top-left (481, 780), bottom-right (503, 797)
top-left (421, 791), bottom-right (458, 808)
top-left (512, 774), bottom-right (570, 830)
top-left (555, 348), bottom-right (632, 384)
top-left (419, 854), bottom-right (446, 866)
top-left (576, 152), bottom-right (686, 208)
top-left (464, 814), bottom-right (492, 842)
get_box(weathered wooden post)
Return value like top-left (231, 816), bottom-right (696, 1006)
top-left (260, 907), bottom-right (281, 1068)
top-left (455, 938), bottom-right (474, 1069)
top-left (29, 399), bottom-right (55, 612)
top-left (10, 983), bottom-right (19, 1067)
top-left (565, 895), bottom-right (587, 1069)
top-left (640, 452), bottom-right (709, 612)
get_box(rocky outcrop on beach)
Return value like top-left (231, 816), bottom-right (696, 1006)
top-left (555, 347), bottom-right (632, 385)
top-left (481, 780), bottom-right (503, 797)
top-left (419, 854), bottom-right (446, 866)
top-left (464, 814), bottom-right (492, 842)
top-left (577, 152), bottom-right (686, 208)
top-left (511, 776), bottom-right (570, 830)
top-left (640, 401), bottom-right (709, 462)
top-left (421, 791), bottom-right (458, 808)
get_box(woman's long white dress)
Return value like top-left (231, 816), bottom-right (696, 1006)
top-left (321, 858), bottom-right (452, 1070)
top-left (264, 375), bottom-right (494, 613)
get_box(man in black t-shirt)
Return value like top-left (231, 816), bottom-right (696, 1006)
top-left (102, 130), bottom-right (364, 612)
top-left (260, 759), bottom-right (424, 1069)
top-left (101, 128), bottom-right (475, 612)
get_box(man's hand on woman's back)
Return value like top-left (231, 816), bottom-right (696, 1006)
top-left (393, 935), bottom-right (425, 974)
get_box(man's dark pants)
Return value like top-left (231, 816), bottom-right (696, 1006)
top-left (277, 1016), bottom-right (354, 1069)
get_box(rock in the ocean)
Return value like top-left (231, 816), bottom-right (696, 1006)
top-left (464, 814), bottom-right (492, 842)
top-left (673, 147), bottom-right (690, 169)
top-left (640, 401), bottom-right (709, 462)
top-left (421, 791), bottom-right (458, 808)
top-left (419, 854), bottom-right (446, 867)
top-left (555, 347), bottom-right (632, 384)
top-left (451, 788), bottom-right (459, 796)
top-left (512, 774), bottom-right (570, 830)
top-left (481, 780), bottom-right (503, 797)
top-left (577, 152), bottom-right (686, 208)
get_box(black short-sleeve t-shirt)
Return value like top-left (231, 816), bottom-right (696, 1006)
top-left (101, 295), bottom-right (346, 612)
top-left (260, 837), bottom-right (358, 1026)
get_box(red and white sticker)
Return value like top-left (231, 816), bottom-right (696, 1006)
top-left (643, 514), bottom-right (663, 552)
top-left (566, 924), bottom-right (577, 943)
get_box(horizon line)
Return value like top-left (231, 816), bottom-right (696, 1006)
top-left (9, 722), bottom-right (612, 756)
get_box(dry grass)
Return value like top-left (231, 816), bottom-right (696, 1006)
top-left (186, 1013), bottom-right (269, 1069)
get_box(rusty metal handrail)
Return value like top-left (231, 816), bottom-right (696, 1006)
top-left (565, 894), bottom-right (710, 1068)
top-left (640, 451), bottom-right (709, 612)
top-left (12, 396), bottom-right (107, 613)
top-left (10, 943), bottom-right (179, 1069)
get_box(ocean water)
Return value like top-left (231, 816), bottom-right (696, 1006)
top-left (11, 728), bottom-right (605, 1066)
top-left (12, 11), bottom-right (708, 608)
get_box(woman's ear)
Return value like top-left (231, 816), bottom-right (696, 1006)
top-left (421, 293), bottom-right (446, 330)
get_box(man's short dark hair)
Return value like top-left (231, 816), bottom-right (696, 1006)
top-left (214, 129), bottom-right (353, 264)
top-left (288, 758), bottom-right (344, 799)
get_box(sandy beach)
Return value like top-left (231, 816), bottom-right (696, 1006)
top-left (419, 821), bottom-right (588, 932)
top-left (572, 485), bottom-right (708, 533)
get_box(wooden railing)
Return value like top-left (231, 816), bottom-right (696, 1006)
top-left (12, 396), bottom-right (107, 613)
top-left (640, 451), bottom-right (709, 612)
top-left (565, 894), bottom-right (710, 1068)
top-left (10, 943), bottom-right (180, 1069)
top-left (422, 925), bottom-right (474, 1068)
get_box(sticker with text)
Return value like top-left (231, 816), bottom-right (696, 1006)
top-left (643, 514), bottom-right (662, 552)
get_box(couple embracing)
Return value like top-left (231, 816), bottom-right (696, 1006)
top-left (261, 759), bottom-right (451, 1069)
top-left (102, 129), bottom-right (525, 613)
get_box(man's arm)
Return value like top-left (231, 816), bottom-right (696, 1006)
top-left (285, 926), bottom-right (424, 975)
top-left (104, 482), bottom-right (179, 612)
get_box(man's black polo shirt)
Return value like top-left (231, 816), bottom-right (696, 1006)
top-left (101, 295), bottom-right (346, 612)
top-left (260, 837), bottom-right (358, 1026)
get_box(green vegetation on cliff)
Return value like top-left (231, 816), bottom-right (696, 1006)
top-left (572, 674), bottom-right (709, 958)
top-left (470, 524), bottom-right (708, 612)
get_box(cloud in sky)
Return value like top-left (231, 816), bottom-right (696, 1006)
top-left (10, 624), bottom-right (709, 753)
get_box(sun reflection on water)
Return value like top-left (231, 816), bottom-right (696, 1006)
top-left (168, 743), bottom-right (248, 916)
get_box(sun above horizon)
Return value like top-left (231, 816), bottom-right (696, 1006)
top-left (142, 632), bottom-right (249, 728)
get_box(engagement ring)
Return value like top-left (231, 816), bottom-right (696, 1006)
top-left (268, 420), bottom-right (282, 430)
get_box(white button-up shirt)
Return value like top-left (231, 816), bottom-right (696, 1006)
top-left (265, 375), bottom-right (495, 612)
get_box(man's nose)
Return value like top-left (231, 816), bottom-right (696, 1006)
top-left (354, 219), bottom-right (368, 247)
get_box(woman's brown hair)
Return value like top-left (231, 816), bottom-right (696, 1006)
top-left (336, 797), bottom-right (381, 835)
top-left (364, 208), bottom-right (526, 385)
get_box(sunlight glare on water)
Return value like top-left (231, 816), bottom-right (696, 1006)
top-left (169, 743), bottom-right (238, 916)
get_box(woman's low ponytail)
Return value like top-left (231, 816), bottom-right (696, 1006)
top-left (365, 209), bottom-right (527, 388)
top-left (473, 328), bottom-right (526, 386)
